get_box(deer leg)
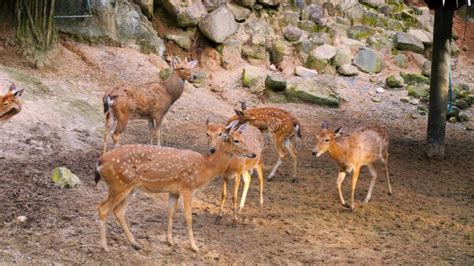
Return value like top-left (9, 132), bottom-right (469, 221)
top-left (364, 163), bottom-right (378, 204)
top-left (382, 152), bottom-right (393, 195)
top-left (350, 167), bottom-right (361, 211)
top-left (267, 139), bottom-right (287, 181)
top-left (113, 194), bottom-right (142, 250)
top-left (182, 191), bottom-right (199, 252)
top-left (111, 110), bottom-right (128, 148)
top-left (98, 186), bottom-right (134, 251)
top-left (256, 161), bottom-right (264, 208)
top-left (336, 171), bottom-right (348, 208)
top-left (103, 112), bottom-right (113, 154)
top-left (152, 115), bottom-right (164, 146)
top-left (284, 137), bottom-right (298, 182)
top-left (215, 178), bottom-right (228, 225)
top-left (239, 171), bottom-right (252, 212)
top-left (167, 192), bottom-right (179, 246)
top-left (232, 174), bottom-right (241, 228)
top-left (148, 119), bottom-right (156, 145)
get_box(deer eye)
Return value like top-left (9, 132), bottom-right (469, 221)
top-left (325, 139), bottom-right (330, 142)
top-left (179, 67), bottom-right (185, 70)
top-left (218, 132), bottom-right (222, 137)
top-left (233, 139), bottom-right (240, 144)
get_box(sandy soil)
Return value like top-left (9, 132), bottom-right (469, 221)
top-left (0, 33), bottom-right (473, 264)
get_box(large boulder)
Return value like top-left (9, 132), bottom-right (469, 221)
top-left (257, 0), bottom-right (281, 7)
top-left (56, 1), bottom-right (166, 55)
top-left (199, 6), bottom-right (238, 43)
top-left (286, 76), bottom-right (340, 107)
top-left (313, 44), bottom-right (337, 61)
top-left (52, 167), bottom-right (81, 188)
top-left (161, 0), bottom-right (208, 27)
top-left (353, 48), bottom-right (384, 73)
top-left (234, 0), bottom-right (256, 8)
top-left (395, 32), bottom-right (425, 53)
top-left (407, 28), bottom-right (433, 46)
top-left (304, 44), bottom-right (337, 74)
top-left (226, 2), bottom-right (251, 22)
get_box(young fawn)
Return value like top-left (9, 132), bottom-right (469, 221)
top-left (102, 57), bottom-right (198, 154)
top-left (206, 118), bottom-right (264, 227)
top-left (312, 121), bottom-right (393, 211)
top-left (0, 83), bottom-right (24, 124)
top-left (227, 103), bottom-right (301, 182)
top-left (95, 122), bottom-right (256, 252)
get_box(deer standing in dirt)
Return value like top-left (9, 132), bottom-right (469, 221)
top-left (206, 118), bottom-right (264, 227)
top-left (95, 122), bottom-right (256, 252)
top-left (102, 58), bottom-right (198, 154)
top-left (227, 103), bottom-right (301, 182)
top-left (0, 83), bottom-right (24, 124)
top-left (312, 121), bottom-right (393, 211)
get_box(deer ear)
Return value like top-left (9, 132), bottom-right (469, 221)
top-left (188, 60), bottom-right (198, 69)
top-left (234, 109), bottom-right (244, 117)
top-left (205, 116), bottom-right (211, 125)
top-left (321, 120), bottom-right (329, 129)
top-left (8, 83), bottom-right (16, 92)
top-left (236, 122), bottom-right (248, 133)
top-left (14, 89), bottom-right (24, 97)
top-left (240, 102), bottom-right (247, 111)
top-left (334, 127), bottom-right (343, 136)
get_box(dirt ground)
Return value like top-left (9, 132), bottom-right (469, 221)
top-left (0, 31), bottom-right (473, 264)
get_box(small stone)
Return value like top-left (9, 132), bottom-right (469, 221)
top-left (376, 87), bottom-right (384, 93)
top-left (448, 116), bottom-right (457, 123)
top-left (52, 167), bottom-right (81, 188)
top-left (409, 98), bottom-right (420, 105)
top-left (386, 75), bottom-right (404, 88)
top-left (17, 216), bottom-right (27, 223)
top-left (400, 97), bottom-right (410, 103)
top-left (371, 96), bottom-right (381, 102)
top-left (337, 64), bottom-right (358, 76)
top-left (294, 66), bottom-right (318, 78)
top-left (265, 73), bottom-right (287, 92)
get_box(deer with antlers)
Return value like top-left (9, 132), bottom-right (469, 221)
top-left (95, 121), bottom-right (256, 252)
top-left (312, 121), bottom-right (393, 211)
top-left (102, 57), bottom-right (198, 154)
top-left (227, 103), bottom-right (301, 182)
top-left (206, 118), bottom-right (264, 227)
top-left (0, 83), bottom-right (24, 124)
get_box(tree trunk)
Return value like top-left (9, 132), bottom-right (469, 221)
top-left (426, 7), bottom-right (454, 159)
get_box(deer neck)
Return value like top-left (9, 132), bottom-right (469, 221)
top-left (163, 71), bottom-right (185, 101)
top-left (202, 149), bottom-right (232, 181)
top-left (328, 139), bottom-right (349, 164)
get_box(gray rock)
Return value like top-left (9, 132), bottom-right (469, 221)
top-left (284, 25), bottom-right (303, 42)
top-left (242, 66), bottom-right (264, 88)
top-left (407, 28), bottom-right (433, 45)
top-left (386, 18), bottom-right (405, 32)
top-left (353, 48), bottom-right (384, 73)
top-left (199, 6), bottom-right (238, 43)
top-left (386, 75), bottom-right (404, 88)
top-left (270, 40), bottom-right (288, 64)
top-left (56, 1), bottom-right (166, 55)
top-left (165, 34), bottom-right (192, 51)
top-left (161, 0), bottom-right (208, 27)
top-left (308, 32), bottom-right (333, 46)
top-left (286, 76), bottom-right (340, 107)
top-left (393, 54), bottom-right (409, 68)
top-left (203, 0), bottom-right (228, 12)
top-left (327, 22), bottom-right (350, 38)
top-left (298, 20), bottom-right (319, 32)
top-left (313, 44), bottom-right (337, 61)
top-left (220, 39), bottom-right (242, 70)
top-left (337, 64), bottom-right (359, 76)
top-left (347, 25), bottom-right (376, 40)
top-left (302, 4), bottom-right (324, 21)
top-left (233, 0), bottom-right (256, 8)
top-left (242, 44), bottom-right (267, 60)
top-left (280, 11), bottom-right (301, 27)
top-left (333, 47), bottom-right (352, 67)
top-left (52, 167), bottom-right (81, 188)
top-left (294, 66), bottom-right (318, 78)
top-left (422, 60), bottom-right (431, 77)
top-left (265, 73), bottom-right (287, 91)
top-left (395, 32), bottom-right (425, 53)
top-left (359, 0), bottom-right (385, 8)
top-left (343, 3), bottom-right (364, 24)
top-left (257, 0), bottom-right (280, 7)
top-left (226, 2), bottom-right (251, 22)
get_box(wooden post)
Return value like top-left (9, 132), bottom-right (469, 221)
top-left (426, 6), bottom-right (454, 159)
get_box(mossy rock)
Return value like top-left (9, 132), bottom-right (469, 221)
top-left (52, 167), bottom-right (81, 188)
top-left (401, 72), bottom-right (430, 85)
top-left (347, 25), bottom-right (376, 40)
top-left (265, 74), bottom-right (287, 92)
top-left (407, 84), bottom-right (429, 98)
top-left (393, 54), bottom-right (408, 68)
top-left (242, 44), bottom-right (267, 60)
top-left (386, 75), bottom-right (404, 88)
top-left (286, 77), bottom-right (340, 107)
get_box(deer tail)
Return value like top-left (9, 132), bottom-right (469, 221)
top-left (95, 161), bottom-right (102, 185)
top-left (294, 122), bottom-right (302, 139)
top-left (103, 95), bottom-right (118, 134)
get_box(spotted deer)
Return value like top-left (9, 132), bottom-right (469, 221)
top-left (206, 118), bottom-right (264, 227)
top-left (95, 122), bottom-right (256, 252)
top-left (102, 57), bottom-right (198, 154)
top-left (227, 103), bottom-right (301, 182)
top-left (0, 83), bottom-right (24, 124)
top-left (312, 121), bottom-right (393, 211)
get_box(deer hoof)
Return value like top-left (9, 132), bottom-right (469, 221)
top-left (290, 178), bottom-right (298, 183)
top-left (214, 216), bottom-right (223, 225)
top-left (231, 220), bottom-right (238, 228)
top-left (342, 202), bottom-right (351, 209)
top-left (388, 191), bottom-right (393, 196)
top-left (131, 242), bottom-right (143, 250)
top-left (191, 244), bottom-right (199, 253)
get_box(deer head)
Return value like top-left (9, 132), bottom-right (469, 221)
top-left (0, 83), bottom-right (23, 117)
top-left (312, 121), bottom-right (342, 157)
top-left (206, 117), bottom-right (255, 158)
top-left (171, 57), bottom-right (198, 82)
